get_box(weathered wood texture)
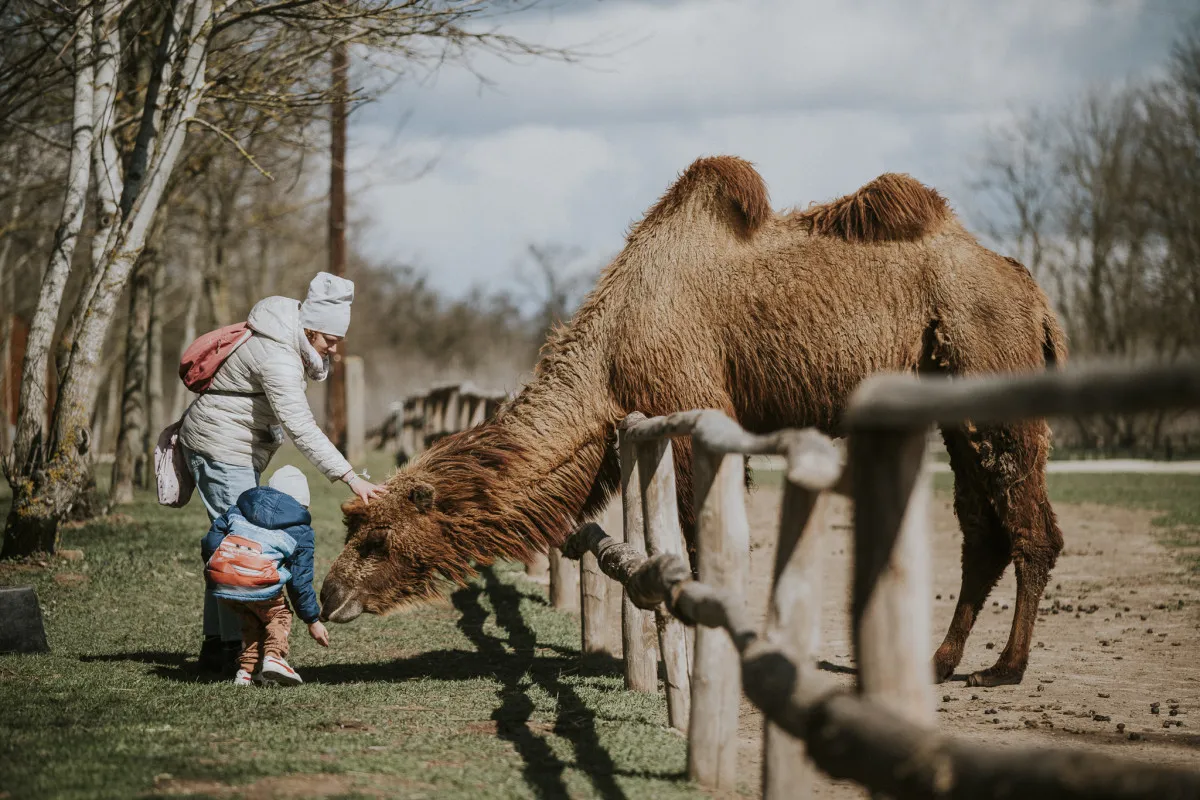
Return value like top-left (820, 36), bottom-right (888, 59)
top-left (762, 483), bottom-right (829, 799)
top-left (619, 427), bottom-right (658, 692)
top-left (562, 522), bottom-right (1200, 800)
top-left (687, 442), bottom-right (749, 791)
top-left (635, 431), bottom-right (693, 731)
top-left (849, 427), bottom-right (934, 725)
top-left (547, 547), bottom-right (579, 613)
top-left (622, 410), bottom-right (843, 490)
top-left (344, 355), bottom-right (365, 464)
top-left (846, 360), bottom-right (1200, 429)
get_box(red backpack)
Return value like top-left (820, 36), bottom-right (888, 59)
top-left (178, 322), bottom-right (253, 393)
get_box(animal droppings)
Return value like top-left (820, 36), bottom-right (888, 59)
top-left (1097, 693), bottom-right (1110, 698)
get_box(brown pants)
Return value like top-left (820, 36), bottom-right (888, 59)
top-left (222, 596), bottom-right (292, 673)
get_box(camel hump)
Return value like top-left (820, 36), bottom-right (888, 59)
top-left (642, 156), bottom-right (772, 239)
top-left (799, 173), bottom-right (950, 243)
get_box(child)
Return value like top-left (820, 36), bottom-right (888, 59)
top-left (202, 465), bottom-right (330, 686)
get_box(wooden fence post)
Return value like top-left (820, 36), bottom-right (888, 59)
top-left (619, 427), bottom-right (658, 692)
top-left (604, 495), bottom-right (625, 656)
top-left (548, 547), bottom-right (579, 613)
top-left (849, 426), bottom-right (934, 725)
top-left (763, 482), bottom-right (830, 799)
top-left (688, 440), bottom-right (749, 790)
top-left (579, 499), bottom-right (613, 656)
top-left (525, 551), bottom-right (550, 584)
top-left (344, 355), bottom-right (365, 463)
top-left (637, 435), bottom-right (692, 732)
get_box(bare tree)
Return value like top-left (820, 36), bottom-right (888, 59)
top-left (973, 18), bottom-right (1200, 456)
top-left (2, 0), bottom-right (579, 555)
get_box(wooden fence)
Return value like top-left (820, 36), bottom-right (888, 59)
top-left (544, 360), bottom-right (1200, 799)
top-left (371, 382), bottom-right (510, 463)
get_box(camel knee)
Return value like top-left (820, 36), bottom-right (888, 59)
top-left (1011, 533), bottom-right (1058, 594)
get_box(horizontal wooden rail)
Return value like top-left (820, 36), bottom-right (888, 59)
top-left (561, 523), bottom-right (1200, 800)
top-left (621, 410), bottom-right (844, 490)
top-left (846, 360), bottom-right (1200, 430)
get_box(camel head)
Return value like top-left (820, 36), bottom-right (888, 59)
top-left (319, 428), bottom-right (548, 622)
top-left (319, 472), bottom-right (446, 622)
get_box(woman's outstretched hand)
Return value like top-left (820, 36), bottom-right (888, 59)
top-left (346, 473), bottom-right (386, 505)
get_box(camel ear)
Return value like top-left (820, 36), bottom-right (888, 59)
top-left (341, 497), bottom-right (367, 519)
top-left (408, 482), bottom-right (435, 513)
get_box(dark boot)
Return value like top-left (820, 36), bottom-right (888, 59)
top-left (222, 640), bottom-right (241, 676)
top-left (199, 636), bottom-right (224, 672)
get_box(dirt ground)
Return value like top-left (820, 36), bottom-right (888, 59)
top-left (597, 484), bottom-right (1200, 797)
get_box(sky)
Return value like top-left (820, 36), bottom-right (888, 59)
top-left (345, 0), bottom-right (1193, 303)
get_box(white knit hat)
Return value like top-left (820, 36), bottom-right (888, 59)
top-left (299, 272), bottom-right (355, 338)
top-left (268, 465), bottom-right (310, 508)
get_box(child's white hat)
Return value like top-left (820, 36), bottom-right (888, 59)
top-left (269, 465), bottom-right (310, 507)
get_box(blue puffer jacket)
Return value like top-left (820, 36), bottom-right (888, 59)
top-left (201, 486), bottom-right (320, 623)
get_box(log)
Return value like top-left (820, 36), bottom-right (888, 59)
top-left (849, 425), bottom-right (934, 724)
top-left (547, 547), bottom-right (579, 613)
top-left (687, 441), bottom-right (749, 791)
top-left (619, 428), bottom-right (658, 692)
top-left (763, 484), bottom-right (830, 799)
top-left (845, 359), bottom-right (1200, 430)
top-left (633, 425), bottom-right (692, 731)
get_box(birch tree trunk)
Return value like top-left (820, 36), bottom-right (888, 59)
top-left (2, 2), bottom-right (96, 557)
top-left (4, 0), bottom-right (217, 556)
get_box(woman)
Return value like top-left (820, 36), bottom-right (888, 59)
top-left (180, 272), bottom-right (386, 671)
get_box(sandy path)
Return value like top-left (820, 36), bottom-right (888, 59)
top-left (724, 487), bottom-right (1200, 797)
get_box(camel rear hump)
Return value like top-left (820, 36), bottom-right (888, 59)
top-left (636, 155), bottom-right (772, 241)
top-left (798, 172), bottom-right (951, 243)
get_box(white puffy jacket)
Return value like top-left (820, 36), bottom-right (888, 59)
top-left (179, 296), bottom-right (353, 481)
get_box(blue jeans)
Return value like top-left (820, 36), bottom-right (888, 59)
top-left (187, 449), bottom-right (260, 642)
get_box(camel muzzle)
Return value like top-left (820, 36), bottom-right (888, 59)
top-left (319, 579), bottom-right (364, 623)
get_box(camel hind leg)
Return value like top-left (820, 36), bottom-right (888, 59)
top-left (934, 420), bottom-right (1062, 687)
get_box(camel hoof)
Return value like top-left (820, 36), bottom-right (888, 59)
top-left (966, 666), bottom-right (1024, 688)
top-left (932, 649), bottom-right (959, 683)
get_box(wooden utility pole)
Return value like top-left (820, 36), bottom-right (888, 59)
top-left (326, 34), bottom-right (348, 452)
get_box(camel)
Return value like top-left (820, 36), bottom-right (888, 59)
top-left (320, 156), bottom-right (1067, 688)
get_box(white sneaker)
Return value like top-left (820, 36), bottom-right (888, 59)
top-left (259, 655), bottom-right (302, 686)
top-left (233, 669), bottom-right (253, 686)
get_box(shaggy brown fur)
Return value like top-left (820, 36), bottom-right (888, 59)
top-left (322, 155), bottom-right (1067, 688)
top-left (797, 172), bottom-right (950, 242)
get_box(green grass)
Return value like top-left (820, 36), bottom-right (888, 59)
top-left (0, 448), bottom-right (701, 800)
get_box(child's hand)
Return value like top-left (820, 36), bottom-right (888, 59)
top-left (308, 620), bottom-right (330, 647)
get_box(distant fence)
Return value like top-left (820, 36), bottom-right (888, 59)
top-left (371, 382), bottom-right (511, 463)
top-left (544, 360), bottom-right (1200, 798)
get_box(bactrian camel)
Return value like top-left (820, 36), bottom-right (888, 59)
top-left (320, 156), bottom-right (1066, 688)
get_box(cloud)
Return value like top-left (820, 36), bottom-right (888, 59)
top-left (346, 0), bottom-right (1187, 298)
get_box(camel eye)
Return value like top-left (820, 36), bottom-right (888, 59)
top-left (357, 530), bottom-right (389, 558)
